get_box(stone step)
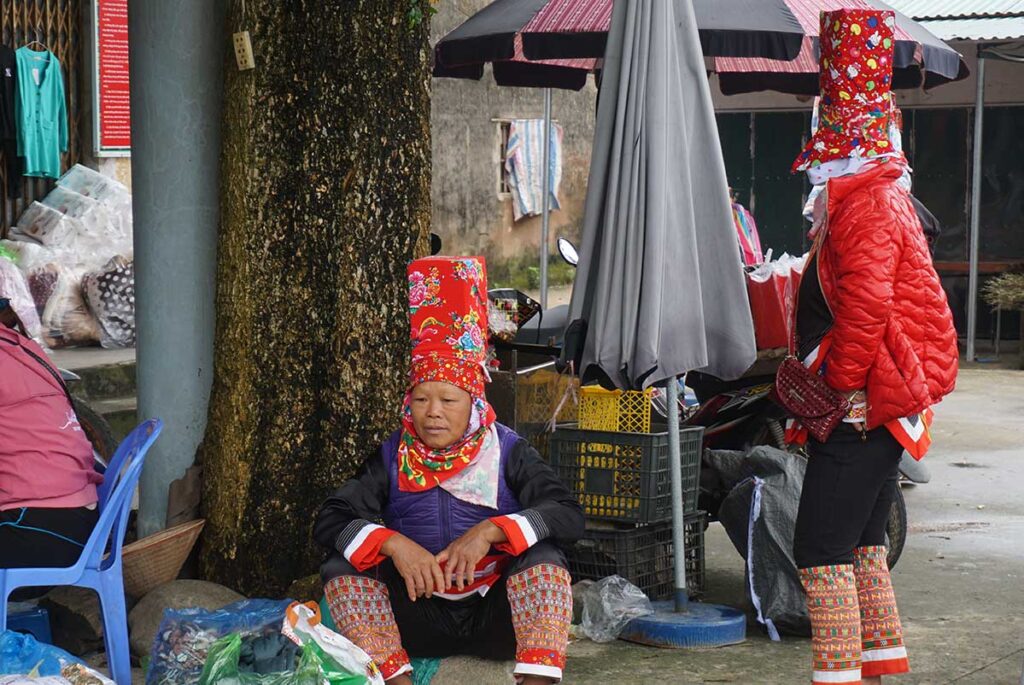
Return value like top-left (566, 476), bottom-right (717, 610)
top-left (51, 348), bottom-right (137, 401)
top-left (91, 396), bottom-right (138, 442)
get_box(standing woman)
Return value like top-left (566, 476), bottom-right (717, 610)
top-left (789, 10), bottom-right (958, 685)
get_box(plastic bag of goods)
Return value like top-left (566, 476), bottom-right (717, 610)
top-left (0, 238), bottom-right (72, 275)
top-left (58, 164), bottom-right (131, 211)
top-left (198, 632), bottom-right (369, 685)
top-left (9, 202), bottom-right (77, 249)
top-left (38, 265), bottom-right (102, 348)
top-left (146, 599), bottom-right (295, 685)
top-left (0, 250), bottom-right (43, 340)
top-left (0, 630), bottom-right (114, 684)
top-left (280, 602), bottom-right (384, 685)
top-left (579, 575), bottom-right (654, 643)
top-left (82, 255), bottom-right (135, 348)
top-left (745, 253), bottom-right (807, 351)
top-left (58, 165), bottom-right (133, 246)
top-left (41, 187), bottom-right (121, 262)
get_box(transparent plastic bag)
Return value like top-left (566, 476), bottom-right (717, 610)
top-left (488, 297), bottom-right (519, 343)
top-left (58, 164), bottom-right (131, 210)
top-left (39, 265), bottom-right (102, 349)
top-left (579, 575), bottom-right (654, 643)
top-left (0, 254), bottom-right (43, 340)
top-left (10, 202), bottom-right (77, 249)
top-left (146, 599), bottom-right (294, 685)
top-left (82, 255), bottom-right (135, 349)
top-left (0, 631), bottom-right (113, 684)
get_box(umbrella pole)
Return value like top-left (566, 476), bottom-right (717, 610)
top-left (540, 88), bottom-right (552, 310)
top-left (665, 377), bottom-right (689, 611)
top-left (967, 53), bottom-right (986, 362)
top-left (618, 377), bottom-right (745, 647)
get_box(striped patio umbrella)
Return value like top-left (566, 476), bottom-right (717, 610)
top-left (434, 0), bottom-right (805, 90)
top-left (715, 0), bottom-right (970, 95)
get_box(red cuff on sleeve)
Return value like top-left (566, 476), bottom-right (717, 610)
top-left (490, 514), bottom-right (538, 556)
top-left (344, 524), bottom-right (397, 572)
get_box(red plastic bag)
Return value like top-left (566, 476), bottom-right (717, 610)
top-left (746, 255), bottom-right (806, 351)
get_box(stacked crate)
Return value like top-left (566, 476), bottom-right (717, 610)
top-left (549, 387), bottom-right (707, 600)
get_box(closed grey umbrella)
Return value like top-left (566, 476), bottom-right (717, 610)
top-left (566, 0), bottom-right (757, 391)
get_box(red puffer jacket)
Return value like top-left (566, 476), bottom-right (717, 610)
top-left (817, 162), bottom-right (959, 429)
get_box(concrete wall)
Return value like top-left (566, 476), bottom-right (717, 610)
top-left (431, 2), bottom-right (597, 263)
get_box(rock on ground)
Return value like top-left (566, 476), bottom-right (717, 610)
top-left (127, 579), bottom-right (244, 660)
top-left (40, 587), bottom-right (106, 655)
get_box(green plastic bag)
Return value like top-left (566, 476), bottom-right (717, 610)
top-left (199, 634), bottom-right (367, 685)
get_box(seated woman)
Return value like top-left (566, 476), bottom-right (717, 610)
top-left (314, 257), bottom-right (583, 684)
top-left (0, 296), bottom-right (101, 587)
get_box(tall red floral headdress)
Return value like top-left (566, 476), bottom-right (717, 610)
top-left (793, 9), bottom-right (901, 173)
top-left (400, 256), bottom-right (495, 493)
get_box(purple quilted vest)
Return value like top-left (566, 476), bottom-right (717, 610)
top-left (381, 423), bottom-right (523, 555)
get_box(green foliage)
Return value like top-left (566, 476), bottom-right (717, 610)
top-left (407, 0), bottom-right (437, 27)
top-left (489, 253), bottom-right (576, 292)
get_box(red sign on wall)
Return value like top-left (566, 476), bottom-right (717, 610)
top-left (95, 0), bottom-right (130, 155)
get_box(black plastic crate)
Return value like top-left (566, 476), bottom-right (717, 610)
top-left (548, 425), bottom-right (703, 524)
top-left (567, 513), bottom-right (707, 601)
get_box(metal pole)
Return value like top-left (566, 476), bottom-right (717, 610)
top-left (967, 54), bottom-right (986, 362)
top-left (665, 377), bottom-right (689, 611)
top-left (540, 88), bottom-right (553, 310)
top-left (130, 0), bottom-right (226, 535)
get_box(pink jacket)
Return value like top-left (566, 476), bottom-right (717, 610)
top-left (0, 326), bottom-right (101, 510)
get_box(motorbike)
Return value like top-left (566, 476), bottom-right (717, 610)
top-left (539, 237), bottom-right (919, 569)
top-left (682, 361), bottom-right (923, 570)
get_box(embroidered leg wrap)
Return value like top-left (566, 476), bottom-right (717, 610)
top-left (800, 564), bottom-right (862, 685)
top-left (506, 564), bottom-right (573, 683)
top-left (854, 546), bottom-right (910, 678)
top-left (324, 576), bottom-right (411, 681)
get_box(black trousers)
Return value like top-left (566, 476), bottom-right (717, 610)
top-left (0, 506), bottom-right (98, 599)
top-left (793, 424), bottom-right (902, 569)
top-left (321, 541), bottom-right (567, 660)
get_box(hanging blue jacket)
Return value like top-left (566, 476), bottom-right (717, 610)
top-left (15, 47), bottom-right (68, 179)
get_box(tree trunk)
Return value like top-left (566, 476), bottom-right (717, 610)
top-left (199, 0), bottom-right (432, 596)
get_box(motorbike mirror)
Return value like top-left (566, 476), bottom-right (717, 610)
top-left (557, 237), bottom-right (579, 266)
top-left (430, 233), bottom-right (442, 256)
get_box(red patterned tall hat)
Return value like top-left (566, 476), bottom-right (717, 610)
top-left (793, 9), bottom-right (900, 173)
top-left (407, 256), bottom-right (489, 396)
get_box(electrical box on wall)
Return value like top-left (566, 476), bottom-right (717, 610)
top-left (233, 31), bottom-right (255, 70)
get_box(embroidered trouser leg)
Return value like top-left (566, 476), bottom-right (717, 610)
top-left (854, 546), bottom-right (909, 678)
top-left (794, 425), bottom-right (909, 683)
top-left (321, 541), bottom-right (570, 681)
top-left (800, 565), bottom-right (862, 685)
top-left (506, 562), bottom-right (573, 682)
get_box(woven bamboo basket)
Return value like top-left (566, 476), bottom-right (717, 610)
top-left (121, 519), bottom-right (205, 599)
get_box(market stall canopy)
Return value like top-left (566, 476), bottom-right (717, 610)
top-left (715, 0), bottom-right (970, 95)
top-left (565, 0), bottom-right (757, 390)
top-left (433, 0), bottom-right (805, 90)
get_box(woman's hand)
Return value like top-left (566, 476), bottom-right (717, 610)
top-left (847, 389), bottom-right (867, 434)
top-left (436, 520), bottom-right (507, 591)
top-left (381, 534), bottom-right (446, 602)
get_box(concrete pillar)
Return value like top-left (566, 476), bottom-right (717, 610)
top-left (129, 0), bottom-right (226, 536)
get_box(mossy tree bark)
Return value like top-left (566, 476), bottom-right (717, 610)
top-left (199, 0), bottom-right (432, 596)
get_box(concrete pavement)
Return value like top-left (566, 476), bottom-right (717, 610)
top-left (562, 367), bottom-right (1024, 684)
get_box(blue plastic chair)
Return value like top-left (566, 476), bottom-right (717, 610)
top-left (1, 419), bottom-right (163, 685)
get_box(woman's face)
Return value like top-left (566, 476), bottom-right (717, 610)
top-left (410, 381), bottom-right (473, 449)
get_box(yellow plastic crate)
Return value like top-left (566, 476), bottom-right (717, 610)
top-left (578, 386), bottom-right (654, 434)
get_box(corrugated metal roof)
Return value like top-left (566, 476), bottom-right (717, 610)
top-left (914, 15), bottom-right (1024, 40)
top-left (885, 0), bottom-right (1024, 21)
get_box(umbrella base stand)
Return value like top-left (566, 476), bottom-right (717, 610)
top-left (619, 601), bottom-right (747, 649)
